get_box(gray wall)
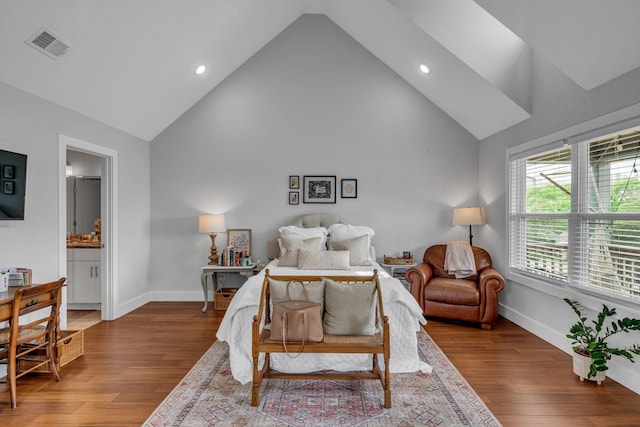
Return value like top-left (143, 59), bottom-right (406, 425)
top-left (149, 15), bottom-right (480, 297)
top-left (0, 80), bottom-right (151, 319)
top-left (479, 50), bottom-right (640, 393)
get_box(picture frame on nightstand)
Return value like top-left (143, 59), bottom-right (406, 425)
top-left (227, 228), bottom-right (252, 256)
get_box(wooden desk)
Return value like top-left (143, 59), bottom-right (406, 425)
top-left (0, 287), bottom-right (20, 321)
top-left (0, 283), bottom-right (66, 321)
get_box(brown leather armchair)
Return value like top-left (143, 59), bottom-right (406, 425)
top-left (405, 245), bottom-right (505, 329)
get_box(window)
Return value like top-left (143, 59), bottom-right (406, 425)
top-left (509, 128), bottom-right (640, 301)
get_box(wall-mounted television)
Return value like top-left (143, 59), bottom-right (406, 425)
top-left (0, 149), bottom-right (27, 220)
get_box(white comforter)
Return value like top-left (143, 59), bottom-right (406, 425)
top-left (216, 260), bottom-right (432, 384)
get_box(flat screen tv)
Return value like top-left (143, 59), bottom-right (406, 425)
top-left (0, 149), bottom-right (27, 220)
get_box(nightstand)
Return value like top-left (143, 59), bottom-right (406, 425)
top-left (200, 265), bottom-right (257, 312)
top-left (381, 263), bottom-right (416, 291)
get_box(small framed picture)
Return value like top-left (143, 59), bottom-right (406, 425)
top-left (303, 176), bottom-right (336, 204)
top-left (289, 191), bottom-right (299, 205)
top-left (227, 229), bottom-right (252, 256)
top-left (341, 178), bottom-right (357, 198)
top-left (289, 175), bottom-right (300, 189)
top-left (3, 165), bottom-right (15, 179)
top-left (3, 181), bottom-right (14, 194)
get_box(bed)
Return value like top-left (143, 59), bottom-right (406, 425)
top-left (216, 213), bottom-right (432, 385)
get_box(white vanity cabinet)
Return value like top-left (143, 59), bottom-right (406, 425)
top-left (67, 248), bottom-right (101, 305)
top-left (66, 249), bottom-right (75, 303)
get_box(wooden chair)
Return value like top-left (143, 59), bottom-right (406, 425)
top-left (0, 278), bottom-right (66, 408)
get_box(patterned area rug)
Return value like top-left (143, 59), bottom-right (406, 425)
top-left (144, 329), bottom-right (501, 426)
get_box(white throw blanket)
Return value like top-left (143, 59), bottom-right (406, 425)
top-left (444, 240), bottom-right (476, 278)
top-left (216, 260), bottom-right (432, 384)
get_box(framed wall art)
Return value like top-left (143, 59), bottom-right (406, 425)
top-left (289, 191), bottom-right (299, 205)
top-left (289, 175), bottom-right (300, 189)
top-left (3, 181), bottom-right (14, 195)
top-left (227, 228), bottom-right (252, 256)
top-left (303, 175), bottom-right (336, 204)
top-left (341, 178), bottom-right (357, 198)
top-left (3, 165), bottom-right (15, 179)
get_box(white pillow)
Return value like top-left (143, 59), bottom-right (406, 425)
top-left (277, 236), bottom-right (322, 267)
top-left (329, 234), bottom-right (371, 266)
top-left (278, 226), bottom-right (328, 254)
top-left (297, 249), bottom-right (350, 270)
top-left (327, 224), bottom-right (376, 261)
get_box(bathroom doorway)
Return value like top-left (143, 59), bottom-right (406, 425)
top-left (59, 134), bottom-right (117, 323)
top-left (66, 150), bottom-right (102, 315)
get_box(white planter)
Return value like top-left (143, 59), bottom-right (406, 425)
top-left (572, 351), bottom-right (606, 385)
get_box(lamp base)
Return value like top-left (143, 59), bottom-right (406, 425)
top-left (468, 225), bottom-right (474, 246)
top-left (208, 233), bottom-right (219, 265)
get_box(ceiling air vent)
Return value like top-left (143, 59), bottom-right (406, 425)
top-left (25, 27), bottom-right (71, 60)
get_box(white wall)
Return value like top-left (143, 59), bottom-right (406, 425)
top-left (149, 15), bottom-right (480, 299)
top-left (0, 81), bottom-right (151, 319)
top-left (479, 50), bottom-right (640, 393)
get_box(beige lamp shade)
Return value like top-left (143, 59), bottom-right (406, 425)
top-left (198, 214), bottom-right (226, 233)
top-left (452, 207), bottom-right (486, 226)
top-left (452, 207), bottom-right (486, 246)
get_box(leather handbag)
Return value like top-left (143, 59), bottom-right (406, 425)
top-left (271, 284), bottom-right (323, 356)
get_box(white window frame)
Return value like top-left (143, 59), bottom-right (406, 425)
top-left (506, 106), bottom-right (640, 305)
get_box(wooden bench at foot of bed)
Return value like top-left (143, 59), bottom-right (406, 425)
top-left (251, 270), bottom-right (391, 408)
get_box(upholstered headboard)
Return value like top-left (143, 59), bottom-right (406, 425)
top-left (266, 213), bottom-right (348, 260)
top-left (293, 213), bottom-right (347, 228)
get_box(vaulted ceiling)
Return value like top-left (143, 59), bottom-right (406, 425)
top-left (1, 0), bottom-right (639, 142)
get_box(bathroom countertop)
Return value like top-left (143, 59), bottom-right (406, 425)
top-left (67, 242), bottom-right (101, 248)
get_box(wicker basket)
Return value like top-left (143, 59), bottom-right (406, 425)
top-left (383, 255), bottom-right (415, 265)
top-left (18, 330), bottom-right (84, 373)
top-left (214, 288), bottom-right (237, 311)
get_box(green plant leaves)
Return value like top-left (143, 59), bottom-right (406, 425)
top-left (564, 298), bottom-right (640, 378)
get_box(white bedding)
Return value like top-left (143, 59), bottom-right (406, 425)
top-left (216, 260), bottom-right (432, 384)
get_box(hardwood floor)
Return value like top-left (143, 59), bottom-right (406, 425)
top-left (1, 302), bottom-right (639, 426)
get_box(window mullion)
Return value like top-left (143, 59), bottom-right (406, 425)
top-left (569, 142), bottom-right (589, 287)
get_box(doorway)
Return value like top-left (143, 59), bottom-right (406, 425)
top-left (59, 135), bottom-right (118, 322)
top-left (66, 150), bottom-right (102, 316)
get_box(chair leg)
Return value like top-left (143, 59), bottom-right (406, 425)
top-left (8, 348), bottom-right (17, 409)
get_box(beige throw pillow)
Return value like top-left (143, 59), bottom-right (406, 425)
top-left (322, 277), bottom-right (376, 335)
top-left (329, 234), bottom-right (371, 266)
top-left (278, 236), bottom-right (322, 267)
top-left (297, 249), bottom-right (350, 270)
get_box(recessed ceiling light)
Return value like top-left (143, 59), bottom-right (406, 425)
top-left (419, 64), bottom-right (430, 74)
top-left (195, 65), bottom-right (206, 75)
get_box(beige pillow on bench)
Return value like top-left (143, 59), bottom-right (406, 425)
top-left (322, 277), bottom-right (376, 335)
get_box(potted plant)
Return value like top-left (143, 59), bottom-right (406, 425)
top-left (564, 298), bottom-right (640, 384)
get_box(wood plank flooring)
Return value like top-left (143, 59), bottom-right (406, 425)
top-left (1, 302), bottom-right (639, 426)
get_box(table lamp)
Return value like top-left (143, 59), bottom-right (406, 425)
top-left (199, 214), bottom-right (226, 265)
top-left (452, 207), bottom-right (486, 246)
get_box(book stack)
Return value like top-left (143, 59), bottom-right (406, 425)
top-left (220, 248), bottom-right (250, 267)
top-left (0, 267), bottom-right (32, 287)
